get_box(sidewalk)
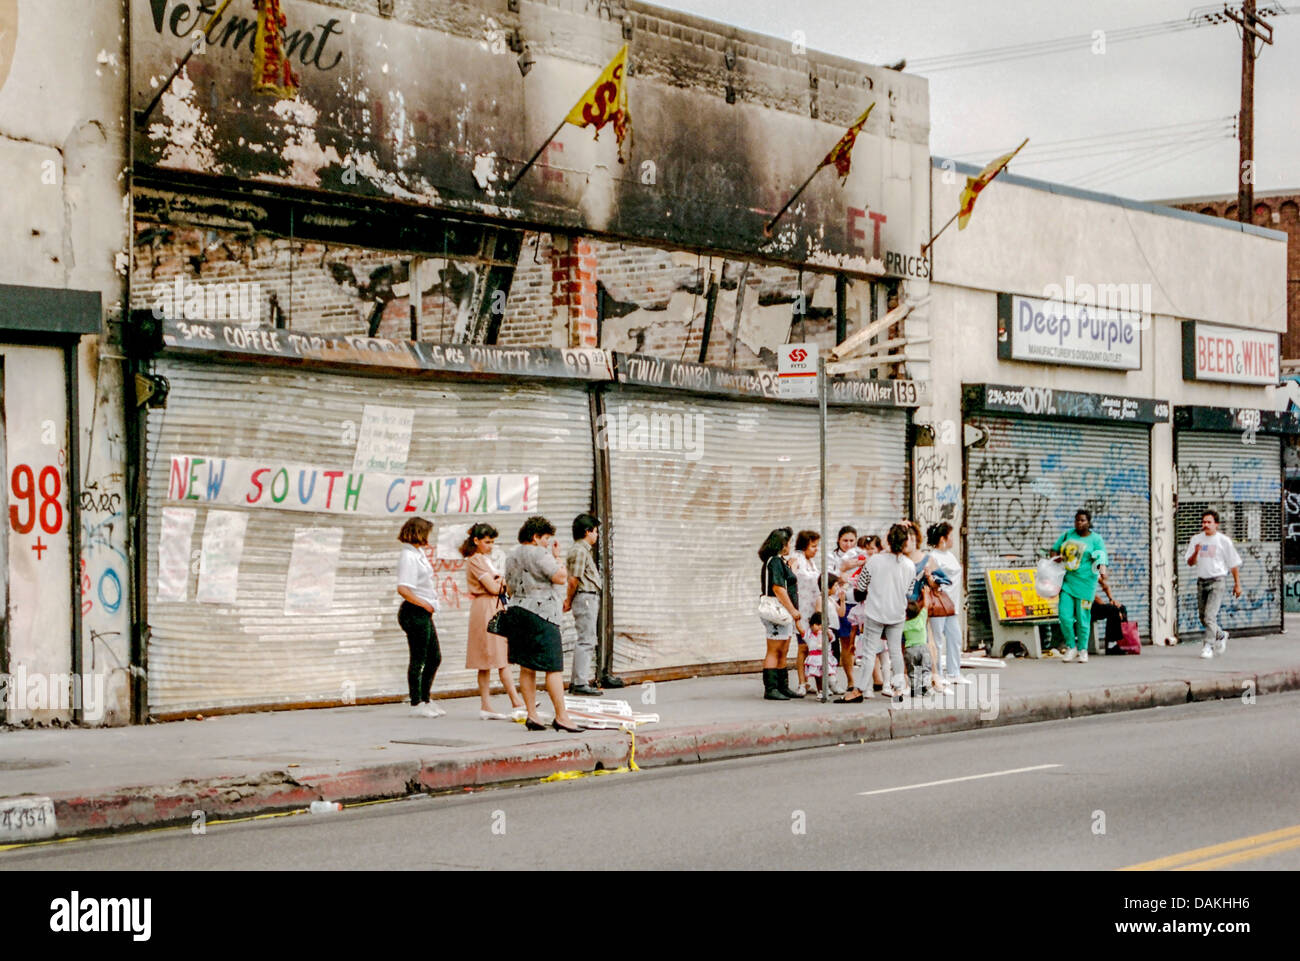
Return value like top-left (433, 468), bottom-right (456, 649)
top-left (2, 633), bottom-right (1298, 841)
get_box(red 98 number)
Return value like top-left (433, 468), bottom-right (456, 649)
top-left (10, 465), bottom-right (63, 535)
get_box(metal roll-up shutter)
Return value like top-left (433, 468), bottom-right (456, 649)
top-left (965, 417), bottom-right (1151, 648)
top-left (145, 359), bottom-right (593, 714)
top-left (1174, 432), bottom-right (1281, 635)
top-left (604, 388), bottom-right (906, 673)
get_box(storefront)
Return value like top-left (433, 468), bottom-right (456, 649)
top-left (139, 319), bottom-right (611, 716)
top-left (1172, 404), bottom-right (1299, 638)
top-left (0, 285), bottom-right (101, 724)
top-left (604, 354), bottom-right (916, 675)
top-left (962, 384), bottom-right (1169, 649)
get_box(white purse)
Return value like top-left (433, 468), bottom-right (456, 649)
top-left (758, 595), bottom-right (793, 625)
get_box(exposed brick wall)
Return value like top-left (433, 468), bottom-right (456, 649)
top-left (497, 233), bottom-right (558, 346)
top-left (554, 236), bottom-right (599, 348)
top-left (1172, 196), bottom-right (1300, 360)
top-left (131, 221), bottom-right (888, 372)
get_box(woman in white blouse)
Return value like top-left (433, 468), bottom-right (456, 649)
top-left (396, 517), bottom-right (444, 717)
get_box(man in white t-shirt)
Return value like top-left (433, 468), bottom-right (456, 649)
top-left (1185, 509), bottom-right (1242, 659)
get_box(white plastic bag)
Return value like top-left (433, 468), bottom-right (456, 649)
top-left (1035, 558), bottom-right (1065, 599)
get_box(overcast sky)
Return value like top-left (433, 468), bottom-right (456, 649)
top-left (649, 0), bottom-right (1300, 202)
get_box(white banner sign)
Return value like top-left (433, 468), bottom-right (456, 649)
top-left (1002, 294), bottom-right (1141, 370)
top-left (1185, 321), bottom-right (1280, 385)
top-left (169, 456), bottom-right (538, 517)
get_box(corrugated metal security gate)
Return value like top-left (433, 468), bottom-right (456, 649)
top-left (965, 417), bottom-right (1152, 648)
top-left (144, 359), bottom-right (594, 715)
top-left (603, 388), bottom-right (907, 673)
top-left (1174, 432), bottom-right (1281, 636)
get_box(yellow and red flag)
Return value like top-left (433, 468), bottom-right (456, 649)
top-left (563, 44), bottom-right (631, 162)
top-left (253, 0), bottom-right (300, 99)
top-left (821, 103), bottom-right (875, 181)
top-left (957, 139), bottom-right (1028, 229)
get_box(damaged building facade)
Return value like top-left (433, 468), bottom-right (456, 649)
top-left (4, 0), bottom-right (1290, 727)
top-left (124, 0), bottom-right (933, 717)
top-left (0, 0), bottom-right (132, 727)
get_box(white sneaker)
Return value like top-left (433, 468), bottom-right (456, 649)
top-left (795, 684), bottom-right (808, 696)
top-left (1214, 632), bottom-right (1228, 655)
top-left (1200, 643), bottom-right (1214, 659)
top-left (952, 674), bottom-right (973, 685)
top-left (428, 703), bottom-right (447, 717)
top-left (1060, 648), bottom-right (1077, 662)
top-left (1077, 650), bottom-right (1088, 663)
top-left (412, 703), bottom-right (439, 717)
top-left (479, 709), bottom-right (510, 721)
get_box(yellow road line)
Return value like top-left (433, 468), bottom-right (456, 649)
top-left (1121, 823), bottom-right (1300, 871)
top-left (1175, 834), bottom-right (1300, 871)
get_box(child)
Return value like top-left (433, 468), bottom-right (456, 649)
top-left (803, 612), bottom-right (839, 695)
top-left (902, 596), bottom-right (932, 698)
top-left (855, 535), bottom-right (884, 688)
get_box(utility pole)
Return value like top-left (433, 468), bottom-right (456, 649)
top-left (1226, 1), bottom-right (1274, 224)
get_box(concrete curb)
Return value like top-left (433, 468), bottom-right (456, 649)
top-left (21, 666), bottom-right (1299, 842)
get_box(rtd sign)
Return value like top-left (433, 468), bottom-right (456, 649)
top-left (778, 343), bottom-right (818, 399)
top-left (1183, 321), bottom-right (1279, 385)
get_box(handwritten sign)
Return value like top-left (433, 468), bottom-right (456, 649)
top-left (284, 528), bottom-right (343, 615)
top-left (196, 510), bottom-right (248, 604)
top-left (986, 568), bottom-right (1058, 622)
top-left (354, 405), bottom-right (413, 472)
top-left (156, 507), bottom-right (196, 602)
top-left (168, 456), bottom-right (538, 517)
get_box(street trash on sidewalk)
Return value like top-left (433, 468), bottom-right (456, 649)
top-left (309, 801), bottom-right (342, 815)
top-left (565, 697), bottom-right (659, 730)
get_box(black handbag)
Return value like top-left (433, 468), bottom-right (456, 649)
top-left (485, 588), bottom-right (511, 636)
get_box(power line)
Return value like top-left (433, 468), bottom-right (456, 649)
top-left (1013, 124), bottom-right (1237, 167)
top-left (1074, 137), bottom-right (1231, 189)
top-left (908, 3), bottom-right (1291, 73)
top-left (949, 116), bottom-right (1236, 161)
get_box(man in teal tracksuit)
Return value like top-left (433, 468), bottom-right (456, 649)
top-left (1049, 509), bottom-right (1114, 663)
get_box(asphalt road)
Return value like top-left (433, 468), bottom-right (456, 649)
top-left (5, 694), bottom-right (1299, 871)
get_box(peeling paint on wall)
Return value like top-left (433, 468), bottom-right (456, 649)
top-left (132, 0), bottom-right (929, 270)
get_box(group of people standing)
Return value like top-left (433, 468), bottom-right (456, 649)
top-left (758, 520), bottom-right (968, 702)
top-left (394, 513), bottom-right (623, 733)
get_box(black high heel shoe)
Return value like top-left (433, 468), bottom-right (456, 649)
top-left (524, 717), bottom-right (547, 731)
top-left (552, 719), bottom-right (583, 733)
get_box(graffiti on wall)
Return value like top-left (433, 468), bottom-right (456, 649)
top-left (1285, 570), bottom-right (1300, 613)
top-left (966, 420), bottom-right (1151, 639)
top-left (78, 350), bottom-right (132, 718)
top-left (914, 445), bottom-right (959, 527)
top-left (1151, 480), bottom-right (1172, 642)
top-left (1285, 473), bottom-right (1300, 567)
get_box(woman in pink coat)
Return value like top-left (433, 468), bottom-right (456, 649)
top-left (461, 523), bottom-right (525, 720)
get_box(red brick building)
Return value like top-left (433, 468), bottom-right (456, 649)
top-left (1163, 189), bottom-right (1300, 362)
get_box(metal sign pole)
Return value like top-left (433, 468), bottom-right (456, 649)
top-left (818, 356), bottom-right (830, 703)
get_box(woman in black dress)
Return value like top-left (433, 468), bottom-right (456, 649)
top-left (503, 516), bottom-right (583, 732)
top-left (758, 528), bottom-right (803, 700)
